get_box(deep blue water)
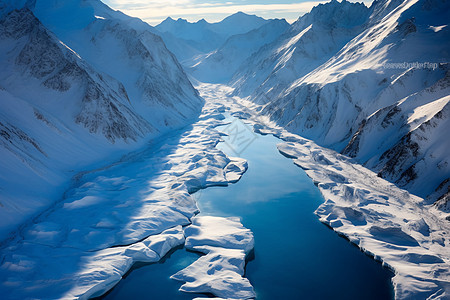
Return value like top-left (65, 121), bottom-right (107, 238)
top-left (100, 247), bottom-right (203, 299)
top-left (102, 117), bottom-right (394, 299)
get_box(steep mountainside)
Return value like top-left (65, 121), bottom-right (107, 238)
top-left (230, 0), bottom-right (450, 204)
top-left (32, 0), bottom-right (202, 129)
top-left (231, 0), bottom-right (371, 98)
top-left (343, 69), bottom-right (450, 198)
top-left (0, 0), bottom-right (203, 241)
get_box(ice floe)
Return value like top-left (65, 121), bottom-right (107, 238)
top-left (171, 216), bottom-right (255, 299)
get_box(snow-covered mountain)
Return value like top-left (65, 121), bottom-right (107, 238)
top-left (231, 0), bottom-right (371, 98)
top-left (188, 19), bottom-right (290, 83)
top-left (155, 12), bottom-right (270, 64)
top-left (229, 0), bottom-right (450, 205)
top-left (32, 0), bottom-right (201, 129)
top-left (343, 68), bottom-right (450, 199)
top-left (0, 0), bottom-right (203, 241)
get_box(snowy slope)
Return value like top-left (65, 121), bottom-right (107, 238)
top-left (343, 69), bottom-right (450, 198)
top-left (153, 29), bottom-right (203, 64)
top-left (229, 0), bottom-right (450, 202)
top-left (0, 7), bottom-right (146, 240)
top-left (32, 0), bottom-right (202, 130)
top-left (188, 19), bottom-right (290, 83)
top-left (0, 0), bottom-right (203, 241)
top-left (231, 0), bottom-right (371, 98)
top-left (155, 12), bottom-right (270, 64)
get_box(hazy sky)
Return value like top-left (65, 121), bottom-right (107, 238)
top-left (102, 0), bottom-right (335, 25)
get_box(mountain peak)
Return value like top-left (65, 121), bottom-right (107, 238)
top-left (176, 17), bottom-right (188, 23)
top-left (196, 18), bottom-right (208, 24)
top-left (211, 10), bottom-right (269, 36)
top-left (232, 11), bottom-right (249, 16)
top-left (221, 11), bottom-right (262, 22)
top-left (293, 0), bottom-right (370, 30)
top-left (163, 16), bottom-right (175, 22)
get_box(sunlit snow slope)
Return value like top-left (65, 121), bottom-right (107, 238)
top-left (229, 0), bottom-right (450, 206)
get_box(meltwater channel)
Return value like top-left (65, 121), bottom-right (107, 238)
top-left (101, 116), bottom-right (394, 300)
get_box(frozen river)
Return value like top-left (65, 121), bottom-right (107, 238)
top-left (103, 115), bottom-right (394, 299)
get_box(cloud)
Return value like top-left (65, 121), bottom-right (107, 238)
top-left (103, 1), bottom-right (330, 25)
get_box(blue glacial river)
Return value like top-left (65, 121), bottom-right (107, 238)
top-left (101, 116), bottom-right (394, 299)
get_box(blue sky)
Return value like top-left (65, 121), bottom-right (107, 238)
top-left (102, 0), bottom-right (334, 25)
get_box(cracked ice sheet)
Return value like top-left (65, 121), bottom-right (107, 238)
top-left (171, 216), bottom-right (256, 299)
top-left (198, 83), bottom-right (450, 300)
top-left (0, 101), bottom-right (248, 299)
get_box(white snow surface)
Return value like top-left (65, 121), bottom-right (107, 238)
top-left (199, 82), bottom-right (450, 300)
top-left (31, 0), bottom-right (202, 129)
top-left (231, 0), bottom-right (371, 98)
top-left (171, 216), bottom-right (255, 299)
top-left (0, 93), bottom-right (249, 299)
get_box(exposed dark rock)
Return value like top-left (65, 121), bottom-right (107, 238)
top-left (0, 121), bottom-right (46, 156)
top-left (432, 178), bottom-right (450, 212)
top-left (342, 119), bottom-right (366, 157)
top-left (396, 18), bottom-right (416, 37)
top-left (378, 133), bottom-right (419, 181)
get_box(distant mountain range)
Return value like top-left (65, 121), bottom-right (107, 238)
top-left (155, 12), bottom-right (270, 61)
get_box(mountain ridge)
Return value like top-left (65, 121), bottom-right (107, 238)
top-left (155, 11), bottom-right (273, 63)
